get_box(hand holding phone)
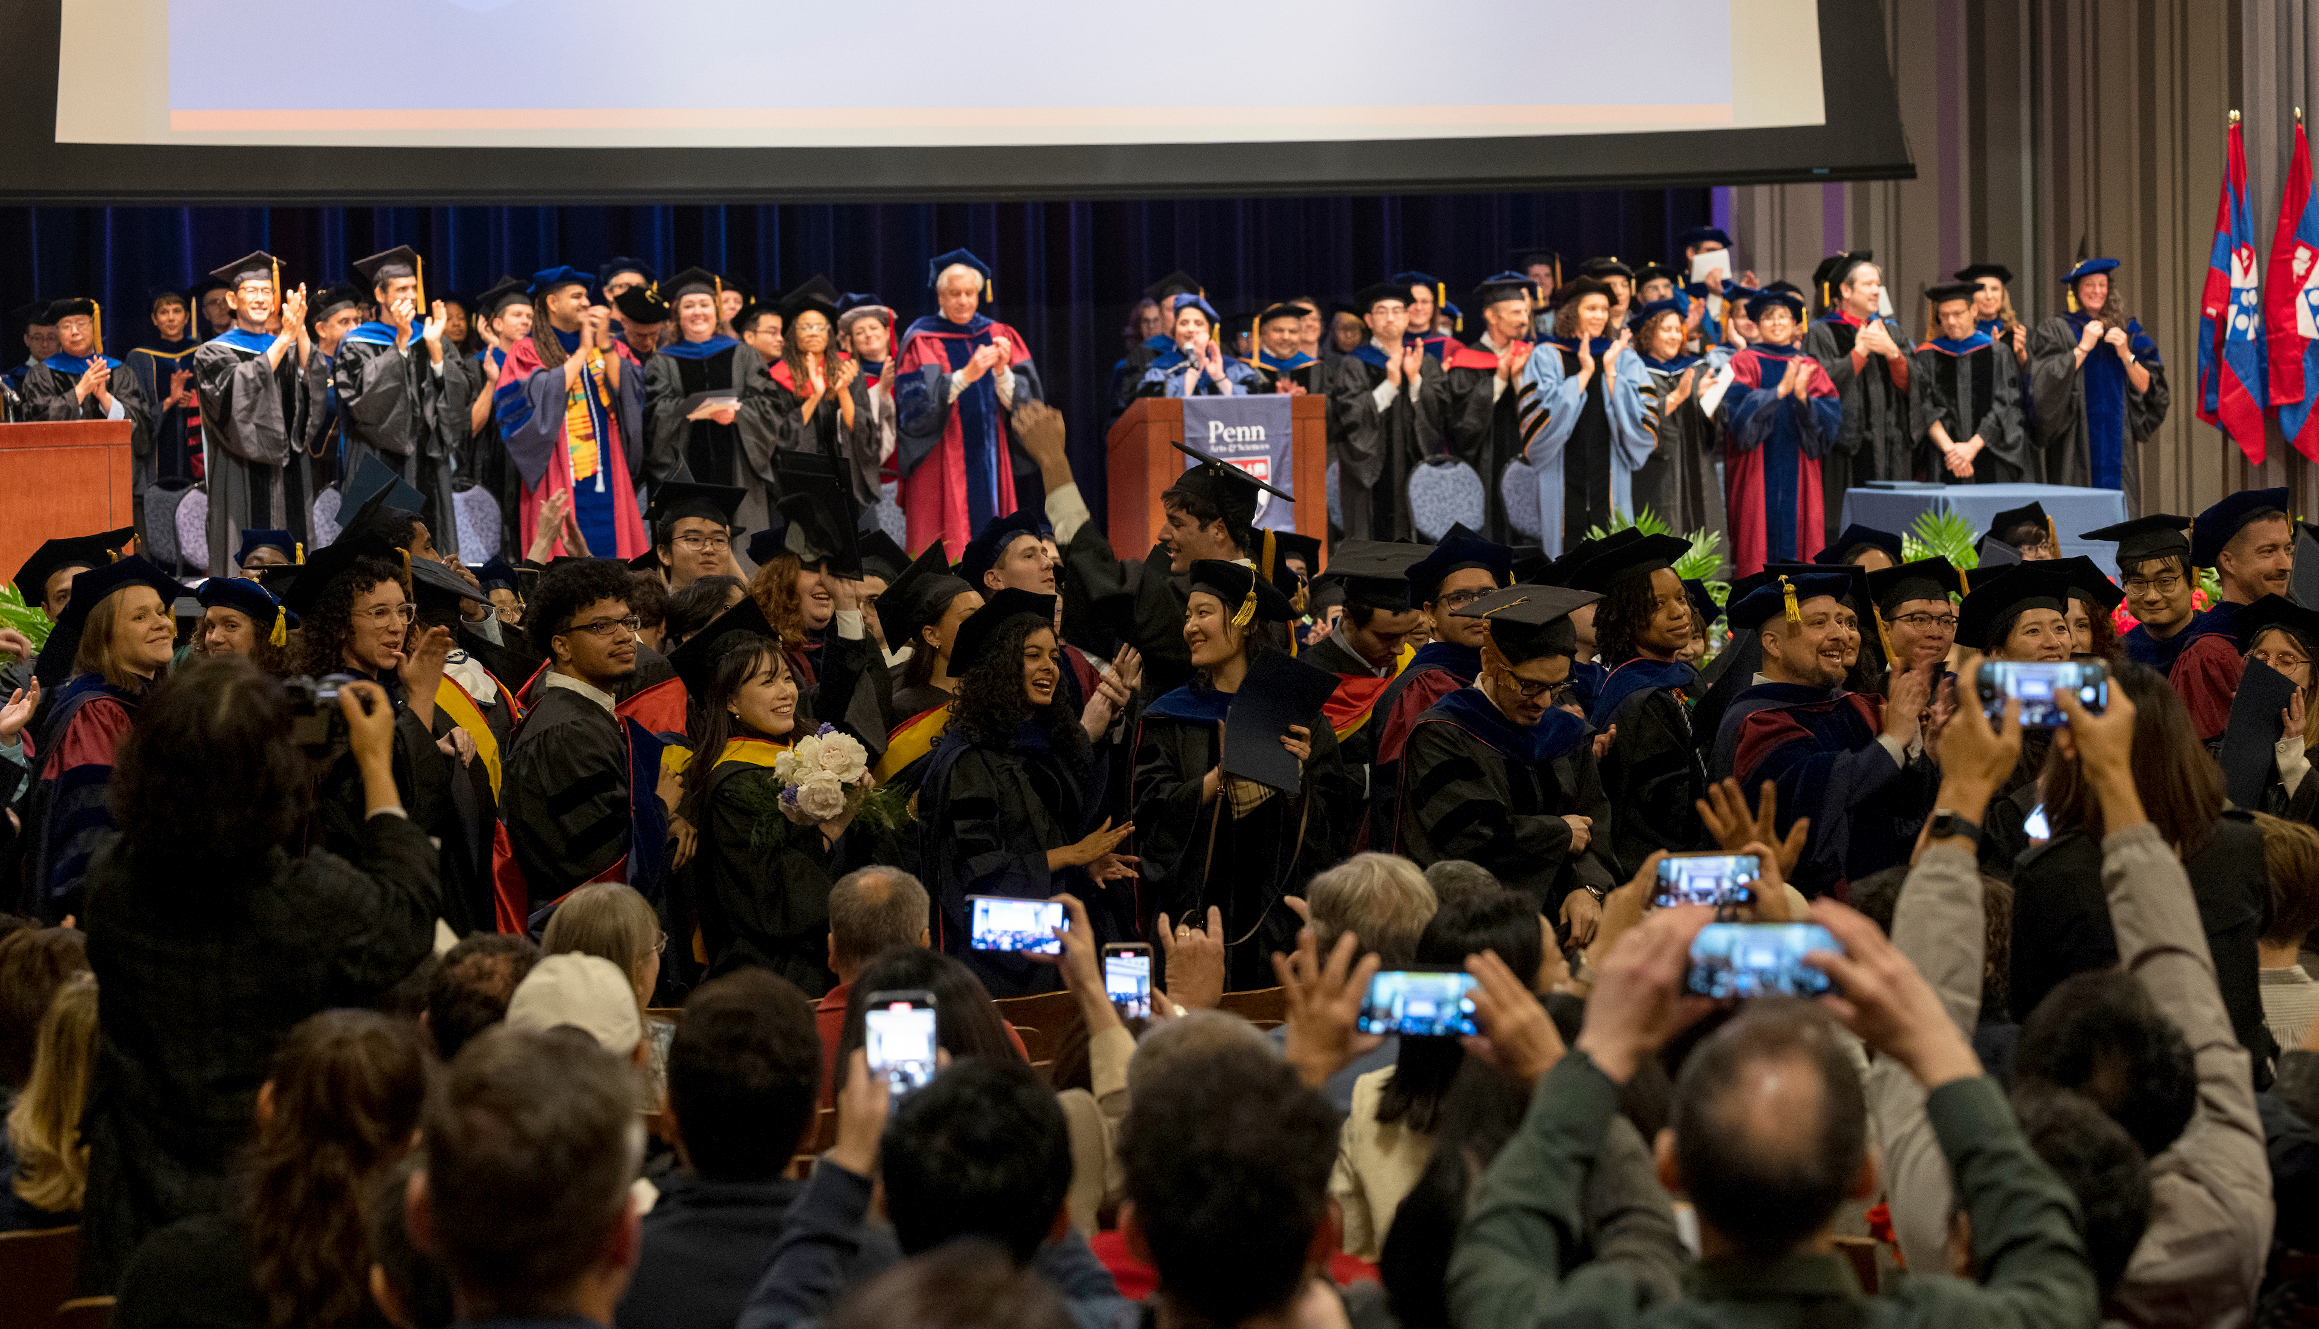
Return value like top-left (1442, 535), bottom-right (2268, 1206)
top-left (1683, 923), bottom-right (1841, 999)
top-left (1102, 944), bottom-right (1152, 1019)
top-left (968, 896), bottom-right (1065, 955)
top-left (863, 990), bottom-right (938, 1102)
top-left (1652, 853), bottom-right (1760, 909)
top-left (1976, 660), bottom-right (2106, 728)
top-left (1357, 967), bottom-right (1479, 1037)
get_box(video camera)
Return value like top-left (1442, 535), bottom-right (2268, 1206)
top-left (281, 673), bottom-right (361, 753)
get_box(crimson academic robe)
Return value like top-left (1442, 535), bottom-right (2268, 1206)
top-left (2164, 599), bottom-right (2247, 744)
top-left (1731, 687), bottom-right (1927, 897)
top-left (893, 313), bottom-right (1043, 560)
top-left (494, 330), bottom-right (648, 560)
top-left (1716, 345), bottom-right (1841, 576)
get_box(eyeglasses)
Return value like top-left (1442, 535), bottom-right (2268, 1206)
top-left (653, 931), bottom-right (669, 956)
top-left (1890, 612), bottom-right (1959, 631)
top-left (673, 533), bottom-right (730, 552)
top-left (1437, 589), bottom-right (1490, 610)
top-left (2123, 574), bottom-right (2185, 595)
top-left (1507, 675), bottom-right (1558, 700)
top-left (357, 603), bottom-right (417, 626)
top-left (563, 614), bottom-right (642, 639)
top-left (2253, 648), bottom-right (2312, 674)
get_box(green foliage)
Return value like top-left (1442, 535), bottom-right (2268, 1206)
top-left (732, 774), bottom-right (910, 857)
top-left (1581, 506), bottom-right (1730, 601)
top-left (0, 582), bottom-right (48, 651)
top-left (1900, 509), bottom-right (1981, 570)
top-left (2198, 566), bottom-right (2223, 605)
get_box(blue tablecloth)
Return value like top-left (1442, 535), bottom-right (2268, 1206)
top-left (1839, 483), bottom-right (2130, 577)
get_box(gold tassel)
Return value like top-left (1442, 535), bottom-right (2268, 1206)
top-left (398, 547), bottom-right (414, 600)
top-left (1232, 583), bottom-right (1257, 630)
top-left (271, 257), bottom-right (281, 310)
top-left (92, 300), bottom-right (104, 359)
top-left (269, 606), bottom-right (288, 649)
top-left (415, 253), bottom-right (427, 319)
top-left (1871, 606), bottom-right (1895, 664)
top-left (2046, 515), bottom-right (2058, 550)
top-left (985, 276), bottom-right (994, 303)
top-left (1780, 575), bottom-right (1801, 625)
top-left (295, 541), bottom-right (305, 564)
top-left (1956, 567), bottom-right (1971, 596)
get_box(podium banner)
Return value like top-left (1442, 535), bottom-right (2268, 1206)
top-left (1181, 396), bottom-right (1296, 530)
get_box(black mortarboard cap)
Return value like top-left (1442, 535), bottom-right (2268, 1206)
top-left (339, 453), bottom-right (427, 546)
top-left (1188, 559), bottom-right (1295, 626)
top-left (13, 527), bottom-right (137, 606)
top-left (408, 555), bottom-right (490, 610)
top-left (667, 595), bottom-right (777, 702)
top-left (2236, 593), bottom-right (2319, 654)
top-left (1865, 557), bottom-right (1961, 618)
top-left (1746, 289), bottom-right (1805, 321)
top-left (598, 257), bottom-right (655, 287)
top-left (1578, 257), bottom-right (1634, 281)
top-left (35, 556), bottom-right (184, 690)
top-left (1257, 301), bottom-right (1311, 326)
top-left (2191, 487), bottom-right (2292, 567)
top-left (1812, 251), bottom-right (1874, 304)
top-left (946, 587), bottom-right (1056, 674)
top-left (1955, 563), bottom-right (2070, 652)
top-left (2052, 555), bottom-right (2124, 614)
top-left (1766, 559), bottom-right (1871, 616)
top-left (1631, 262), bottom-right (1681, 290)
top-left (1319, 540), bottom-right (1427, 612)
top-left (957, 510), bottom-right (1047, 588)
top-left (1352, 282), bottom-right (1409, 316)
top-left (278, 531), bottom-right (398, 619)
top-left (2080, 514), bottom-right (2192, 566)
top-left (1988, 501), bottom-right (2054, 549)
top-left (881, 542), bottom-right (974, 653)
top-left (309, 284), bottom-right (365, 323)
top-left (2295, 523), bottom-right (2319, 607)
top-left (235, 529), bottom-right (295, 565)
top-left (857, 531), bottom-right (910, 584)
top-left (1678, 226), bottom-right (1732, 250)
top-left (927, 250), bottom-right (993, 296)
top-left (1273, 531), bottom-right (1322, 579)
top-left (476, 555), bottom-right (520, 592)
top-left (746, 525), bottom-right (786, 568)
top-left (1452, 584), bottom-right (1601, 664)
top-left (613, 283), bottom-right (670, 325)
top-left (1954, 263), bottom-right (2014, 286)
top-left (1472, 273), bottom-right (1536, 308)
top-left (1816, 524), bottom-right (1904, 567)
top-left (1726, 570), bottom-right (1853, 632)
top-left (208, 250), bottom-right (279, 290)
top-left (1923, 282), bottom-right (1977, 308)
top-left (353, 246), bottom-right (421, 290)
top-left (662, 268), bottom-right (723, 303)
top-left (779, 274), bottom-right (841, 328)
top-left (1976, 535), bottom-right (2023, 571)
top-left (770, 452), bottom-right (862, 577)
top-left (644, 482), bottom-right (746, 533)
top-left (1682, 578), bottom-right (1719, 625)
top-left (1167, 437), bottom-right (1292, 532)
top-left (44, 298), bottom-right (95, 325)
top-left (1569, 532), bottom-right (1691, 594)
top-left (1406, 524), bottom-right (1512, 604)
top-left (1143, 270), bottom-right (1204, 302)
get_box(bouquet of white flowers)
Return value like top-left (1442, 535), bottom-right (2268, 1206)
top-left (771, 724), bottom-right (875, 824)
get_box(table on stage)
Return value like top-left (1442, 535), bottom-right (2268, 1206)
top-left (1839, 482), bottom-right (2130, 576)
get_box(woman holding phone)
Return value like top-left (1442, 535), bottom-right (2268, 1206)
top-left (916, 589), bottom-right (1135, 996)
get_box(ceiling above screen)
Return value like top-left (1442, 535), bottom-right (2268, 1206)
top-left (7, 0), bottom-right (1911, 203)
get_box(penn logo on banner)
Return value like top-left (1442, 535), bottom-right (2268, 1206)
top-left (1207, 419), bottom-right (1267, 445)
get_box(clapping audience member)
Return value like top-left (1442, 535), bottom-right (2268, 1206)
top-left (422, 932), bottom-right (539, 1062)
top-left (1, 970), bottom-right (95, 1231)
top-left (112, 1010), bottom-right (430, 1329)
top-left (617, 969), bottom-right (890, 1329)
top-left (80, 661), bottom-right (439, 1289)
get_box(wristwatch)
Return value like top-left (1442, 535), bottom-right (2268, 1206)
top-left (1927, 808), bottom-right (1983, 847)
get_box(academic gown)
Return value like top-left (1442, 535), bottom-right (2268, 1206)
top-left (1251, 349), bottom-right (1322, 397)
top-left (1365, 642), bottom-right (1485, 849)
top-left (1907, 333), bottom-right (2032, 484)
top-left (642, 338), bottom-right (783, 532)
top-left (1133, 686), bottom-right (1353, 990)
top-left (690, 736), bottom-right (854, 995)
top-left (123, 338), bottom-right (203, 492)
top-left (1135, 348), bottom-right (1267, 398)
top-left (1395, 687), bottom-right (1615, 918)
top-left (1716, 345), bottom-right (1842, 576)
top-left (443, 347), bottom-right (520, 558)
top-left (2163, 599), bottom-right (2248, 744)
top-left (1633, 352), bottom-right (1726, 542)
top-left (20, 353), bottom-right (155, 495)
top-left (918, 719), bottom-right (1110, 998)
top-left (193, 329), bottom-right (312, 576)
top-left (1520, 339), bottom-right (1655, 552)
top-left (21, 675), bottom-right (140, 922)
top-left (2120, 614), bottom-right (2204, 676)
top-left (1110, 334), bottom-right (1174, 414)
top-left (893, 313), bottom-right (1044, 559)
top-left (2028, 313), bottom-right (2168, 501)
top-left (1325, 346), bottom-right (1440, 541)
top-left (1057, 525), bottom-right (1196, 699)
top-left (1729, 686), bottom-right (1924, 897)
top-left (501, 683), bottom-right (670, 913)
top-left (765, 358), bottom-right (882, 511)
top-left (1804, 312), bottom-right (1916, 539)
top-left (1434, 337), bottom-right (1533, 543)
top-left (1591, 658), bottom-right (1707, 877)
top-left (495, 329), bottom-right (649, 561)
top-left (334, 324), bottom-right (459, 558)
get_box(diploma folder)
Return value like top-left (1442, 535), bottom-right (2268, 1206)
top-left (680, 391), bottom-right (741, 416)
top-left (1221, 653), bottom-right (1343, 796)
top-left (2219, 659), bottom-right (2297, 812)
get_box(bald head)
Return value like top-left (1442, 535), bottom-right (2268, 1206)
top-left (1667, 1002), bottom-right (1869, 1258)
top-left (827, 867), bottom-right (931, 981)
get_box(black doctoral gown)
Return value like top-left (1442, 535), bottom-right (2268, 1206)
top-left (691, 745), bottom-right (855, 995)
top-left (1803, 315), bottom-right (1915, 540)
top-left (1325, 349), bottom-right (1440, 541)
top-left (502, 684), bottom-right (649, 910)
top-left (193, 331), bottom-right (313, 574)
top-left (1433, 339), bottom-right (1533, 543)
top-left (21, 354), bottom-right (155, 488)
top-left (641, 340), bottom-right (786, 532)
top-left (439, 347), bottom-right (521, 558)
top-left (1635, 355), bottom-right (1726, 542)
top-left (1908, 336), bottom-right (2033, 483)
top-left (122, 339), bottom-right (202, 494)
top-left (1395, 687), bottom-right (1616, 919)
top-left (307, 674), bottom-right (482, 934)
top-left (1058, 524), bottom-right (1196, 701)
top-left (1132, 689), bottom-right (1353, 990)
top-left (334, 329), bottom-right (458, 557)
top-left (1590, 659), bottom-right (1709, 879)
top-left (763, 361), bottom-right (882, 512)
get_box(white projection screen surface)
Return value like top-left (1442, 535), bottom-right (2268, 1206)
top-left (8, 0), bottom-right (1911, 202)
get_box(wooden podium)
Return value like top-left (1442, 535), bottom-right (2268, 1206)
top-left (1103, 396), bottom-right (1327, 553)
top-left (0, 421), bottom-right (139, 586)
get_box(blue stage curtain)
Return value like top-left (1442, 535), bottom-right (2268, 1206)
top-left (0, 189), bottom-right (1708, 524)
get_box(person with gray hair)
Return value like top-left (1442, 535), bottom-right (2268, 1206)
top-left (817, 867), bottom-right (931, 1099)
top-left (1277, 852), bottom-right (1438, 1110)
top-left (1421, 860), bottom-right (1503, 910)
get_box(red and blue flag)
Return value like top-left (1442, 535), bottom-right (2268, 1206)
top-left (2200, 117), bottom-right (2269, 462)
top-left (2267, 117), bottom-right (2319, 461)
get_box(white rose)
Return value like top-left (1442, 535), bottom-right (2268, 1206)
top-left (793, 774), bottom-right (849, 821)
top-left (817, 733), bottom-right (869, 783)
top-left (772, 750), bottom-right (797, 781)
top-left (790, 735), bottom-right (823, 773)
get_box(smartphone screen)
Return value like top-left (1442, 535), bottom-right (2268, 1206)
top-left (1103, 951), bottom-right (1152, 1019)
top-left (1977, 661), bottom-right (2107, 728)
top-left (968, 896), bottom-right (1064, 954)
top-left (1652, 853), bottom-right (1761, 909)
top-left (1356, 968), bottom-right (1479, 1038)
top-left (1684, 923), bottom-right (1840, 1000)
top-left (863, 994), bottom-right (938, 1100)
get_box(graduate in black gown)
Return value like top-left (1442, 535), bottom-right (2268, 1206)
top-left (1133, 562), bottom-right (1353, 988)
top-left (1433, 275), bottom-right (1539, 543)
top-left (873, 543), bottom-right (983, 798)
top-left (1577, 534), bottom-right (1708, 878)
top-left (767, 277), bottom-right (881, 511)
top-left (1249, 302), bottom-right (1322, 395)
top-left (2233, 595), bottom-right (2319, 825)
top-left (1909, 282), bottom-right (2032, 483)
top-left (121, 288), bottom-right (202, 499)
top-left (1628, 298), bottom-right (1725, 543)
top-left (192, 251), bottom-right (315, 576)
top-left (1395, 583), bottom-right (1618, 928)
top-left (336, 246), bottom-right (457, 559)
top-left (642, 268), bottom-right (784, 533)
top-left (2089, 514), bottom-right (2203, 675)
top-left (1325, 282), bottom-right (1440, 541)
top-left (917, 589), bottom-right (1136, 997)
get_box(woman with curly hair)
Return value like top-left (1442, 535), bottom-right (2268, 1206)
top-left (917, 588), bottom-right (1134, 996)
top-left (112, 1010), bottom-right (429, 1329)
top-left (2028, 257), bottom-right (2169, 497)
top-left (1133, 562), bottom-right (1352, 989)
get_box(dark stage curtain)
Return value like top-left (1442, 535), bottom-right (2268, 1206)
top-left (0, 189), bottom-right (1709, 526)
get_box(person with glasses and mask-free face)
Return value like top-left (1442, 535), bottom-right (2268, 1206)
top-left (1865, 557), bottom-right (1963, 675)
top-left (1363, 528), bottom-right (1513, 847)
top-left (1396, 584), bottom-right (1617, 927)
top-left (646, 483), bottom-right (744, 594)
top-left (503, 558), bottom-right (680, 913)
